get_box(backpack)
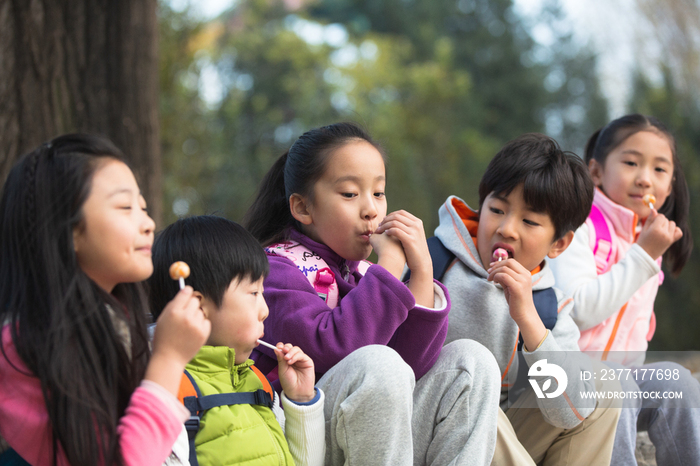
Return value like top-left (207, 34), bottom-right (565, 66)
top-left (584, 204), bottom-right (660, 355)
top-left (421, 236), bottom-right (559, 347)
top-left (177, 366), bottom-right (274, 466)
top-left (586, 204), bottom-right (615, 275)
top-left (265, 241), bottom-right (371, 308)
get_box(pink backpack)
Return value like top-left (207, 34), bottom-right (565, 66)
top-left (585, 205), bottom-right (661, 347)
top-left (586, 204), bottom-right (664, 284)
top-left (265, 241), bottom-right (371, 308)
top-left (586, 205), bottom-right (615, 275)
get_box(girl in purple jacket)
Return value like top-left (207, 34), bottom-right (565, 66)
top-left (244, 122), bottom-right (501, 466)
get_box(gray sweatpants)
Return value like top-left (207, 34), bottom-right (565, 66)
top-left (609, 361), bottom-right (700, 466)
top-left (317, 339), bottom-right (501, 466)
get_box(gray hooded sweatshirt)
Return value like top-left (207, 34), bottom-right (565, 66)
top-left (435, 195), bottom-right (597, 429)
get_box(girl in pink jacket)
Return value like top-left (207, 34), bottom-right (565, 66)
top-left (0, 134), bottom-right (210, 465)
top-left (549, 114), bottom-right (698, 466)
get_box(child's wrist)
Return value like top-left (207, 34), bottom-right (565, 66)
top-left (377, 255), bottom-right (405, 279)
top-left (407, 265), bottom-right (433, 281)
top-left (144, 351), bottom-right (188, 397)
top-left (517, 314), bottom-right (547, 352)
top-left (287, 388), bottom-right (316, 404)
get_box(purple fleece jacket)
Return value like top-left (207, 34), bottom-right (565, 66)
top-left (252, 229), bottom-right (451, 381)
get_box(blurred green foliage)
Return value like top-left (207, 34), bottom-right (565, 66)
top-left (157, 0), bottom-right (698, 350)
top-left (158, 0), bottom-right (606, 228)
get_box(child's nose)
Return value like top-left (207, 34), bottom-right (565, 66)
top-left (142, 212), bottom-right (156, 234)
top-left (497, 217), bottom-right (517, 238)
top-left (636, 168), bottom-right (652, 187)
top-left (260, 301), bottom-right (269, 322)
top-left (362, 197), bottom-right (378, 220)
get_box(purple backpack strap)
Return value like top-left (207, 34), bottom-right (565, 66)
top-left (587, 205), bottom-right (614, 275)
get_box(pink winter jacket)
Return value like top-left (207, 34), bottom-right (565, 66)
top-left (0, 325), bottom-right (189, 465)
top-left (548, 189), bottom-right (663, 366)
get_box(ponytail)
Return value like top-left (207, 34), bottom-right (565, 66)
top-left (243, 122), bottom-right (382, 246)
top-left (658, 157), bottom-right (692, 276)
top-left (243, 152), bottom-right (292, 245)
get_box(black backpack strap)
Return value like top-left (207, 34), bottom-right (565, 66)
top-left (532, 288), bottom-right (559, 330)
top-left (405, 236), bottom-right (456, 282)
top-left (182, 370), bottom-right (202, 466)
top-left (511, 287), bottom-right (560, 396)
top-left (182, 368), bottom-right (275, 466)
top-left (517, 288), bottom-right (558, 350)
top-left (185, 390), bottom-right (274, 412)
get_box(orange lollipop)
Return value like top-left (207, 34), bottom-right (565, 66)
top-left (643, 194), bottom-right (656, 210)
top-left (169, 261), bottom-right (190, 290)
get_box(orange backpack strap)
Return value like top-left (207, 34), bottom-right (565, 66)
top-left (177, 371), bottom-right (198, 405)
top-left (251, 365), bottom-right (275, 400)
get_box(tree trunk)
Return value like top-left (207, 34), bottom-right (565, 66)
top-left (0, 0), bottom-right (162, 225)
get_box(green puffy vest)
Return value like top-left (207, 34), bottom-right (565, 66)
top-left (185, 346), bottom-right (295, 466)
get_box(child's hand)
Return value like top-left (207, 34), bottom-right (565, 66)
top-left (375, 210), bottom-right (432, 276)
top-left (487, 258), bottom-right (535, 322)
top-left (152, 287), bottom-right (210, 365)
top-left (146, 287), bottom-right (211, 395)
top-left (275, 343), bottom-right (316, 403)
top-left (637, 209), bottom-right (683, 260)
top-left (374, 210), bottom-right (434, 307)
top-left (487, 259), bottom-right (547, 351)
top-left (370, 221), bottom-right (406, 279)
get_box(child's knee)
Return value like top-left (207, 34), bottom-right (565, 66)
top-left (443, 339), bottom-right (500, 381)
top-left (346, 345), bottom-right (415, 388)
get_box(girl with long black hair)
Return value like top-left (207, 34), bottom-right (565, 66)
top-left (0, 134), bottom-right (210, 465)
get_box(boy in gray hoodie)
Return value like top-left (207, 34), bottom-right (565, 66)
top-left (434, 134), bottom-right (622, 465)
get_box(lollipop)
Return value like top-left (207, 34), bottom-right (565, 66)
top-left (492, 248), bottom-right (508, 262)
top-left (643, 194), bottom-right (656, 210)
top-left (169, 261), bottom-right (190, 290)
top-left (257, 339), bottom-right (278, 351)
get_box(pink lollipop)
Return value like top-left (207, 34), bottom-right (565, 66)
top-left (492, 248), bottom-right (508, 262)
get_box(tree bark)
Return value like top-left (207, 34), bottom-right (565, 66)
top-left (0, 0), bottom-right (162, 225)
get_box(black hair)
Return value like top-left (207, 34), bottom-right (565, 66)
top-left (148, 215), bottom-right (269, 320)
top-left (243, 122), bottom-right (383, 245)
top-left (478, 133), bottom-right (594, 241)
top-left (0, 134), bottom-right (150, 465)
top-left (585, 114), bottom-right (692, 276)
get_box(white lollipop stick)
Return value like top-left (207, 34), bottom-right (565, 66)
top-left (257, 339), bottom-right (278, 351)
top-left (179, 277), bottom-right (185, 290)
top-left (643, 194), bottom-right (656, 211)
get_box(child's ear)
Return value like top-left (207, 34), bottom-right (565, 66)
top-left (289, 193), bottom-right (313, 225)
top-left (588, 159), bottom-right (604, 186)
top-left (193, 291), bottom-right (212, 319)
top-left (547, 230), bottom-right (574, 259)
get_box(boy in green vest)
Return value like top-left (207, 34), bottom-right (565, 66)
top-left (148, 216), bottom-right (324, 466)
